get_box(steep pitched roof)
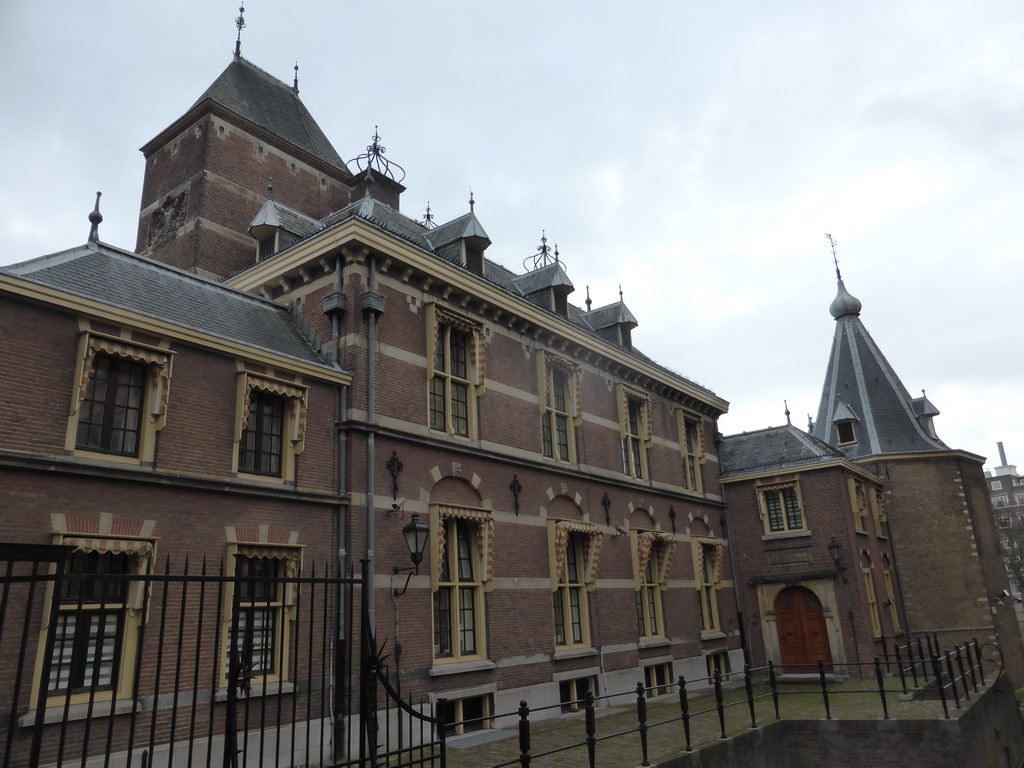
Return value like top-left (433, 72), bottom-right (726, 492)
top-left (3, 243), bottom-right (338, 371)
top-left (191, 56), bottom-right (349, 174)
top-left (811, 279), bottom-right (947, 457)
top-left (250, 199), bottom-right (323, 238)
top-left (720, 424), bottom-right (845, 477)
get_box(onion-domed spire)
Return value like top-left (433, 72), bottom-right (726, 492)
top-left (825, 233), bottom-right (862, 318)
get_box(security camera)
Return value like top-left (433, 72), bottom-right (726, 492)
top-left (614, 526), bottom-right (628, 536)
top-left (392, 497), bottom-right (406, 511)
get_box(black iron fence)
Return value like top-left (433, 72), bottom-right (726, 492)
top-left (0, 544), bottom-right (358, 768)
top-left (448, 637), bottom-right (996, 768)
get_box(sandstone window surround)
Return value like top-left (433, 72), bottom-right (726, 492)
top-left (67, 332), bottom-right (173, 464)
top-left (234, 372), bottom-right (308, 483)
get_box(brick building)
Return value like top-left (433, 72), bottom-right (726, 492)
top-left (0, 50), bottom-right (741, 762)
top-left (720, 274), bottom-right (1024, 680)
top-left (986, 443), bottom-right (1024, 596)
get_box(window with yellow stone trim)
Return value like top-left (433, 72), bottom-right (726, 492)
top-left (631, 530), bottom-right (675, 640)
top-left (223, 541), bottom-right (302, 688)
top-left (849, 478), bottom-right (869, 531)
top-left (34, 513), bottom-right (156, 710)
top-left (678, 410), bottom-right (705, 493)
top-left (549, 519), bottom-right (603, 649)
top-left (537, 350), bottom-right (582, 463)
top-left (872, 488), bottom-right (888, 538)
top-left (616, 384), bottom-right (652, 480)
top-left (695, 539), bottom-right (723, 634)
top-left (432, 506), bottom-right (494, 662)
top-left (67, 332), bottom-right (173, 464)
top-left (427, 304), bottom-right (485, 439)
top-left (864, 567), bottom-right (881, 636)
top-left (233, 372), bottom-right (307, 483)
top-left (757, 482), bottom-right (806, 535)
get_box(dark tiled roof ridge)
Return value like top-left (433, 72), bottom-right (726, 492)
top-left (10, 240), bottom-right (296, 313)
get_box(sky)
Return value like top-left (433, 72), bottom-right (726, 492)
top-left (2, 1), bottom-right (1021, 470)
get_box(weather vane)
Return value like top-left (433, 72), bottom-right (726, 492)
top-left (234, 5), bottom-right (246, 56)
top-left (825, 233), bottom-right (841, 279)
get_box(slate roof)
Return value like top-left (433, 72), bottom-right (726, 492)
top-left (720, 424), bottom-right (845, 477)
top-left (582, 301), bottom-right (639, 330)
top-left (512, 262), bottom-right (574, 296)
top-left (811, 279), bottom-right (947, 457)
top-left (250, 200), bottom-right (323, 238)
top-left (3, 243), bottom-right (337, 371)
top-left (192, 56), bottom-right (349, 174)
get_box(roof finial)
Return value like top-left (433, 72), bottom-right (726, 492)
top-left (619, 284), bottom-right (624, 302)
top-left (825, 233), bottom-right (840, 280)
top-left (554, 243), bottom-right (559, 264)
top-left (422, 201), bottom-right (436, 229)
top-left (807, 413), bottom-right (814, 431)
top-left (784, 400), bottom-right (792, 426)
top-left (585, 285), bottom-right (592, 312)
top-left (347, 127), bottom-right (406, 182)
top-left (293, 62), bottom-right (299, 95)
top-left (267, 175), bottom-right (274, 200)
top-left (234, 5), bottom-right (246, 57)
top-left (88, 191), bottom-right (103, 242)
top-left (469, 190), bottom-right (475, 213)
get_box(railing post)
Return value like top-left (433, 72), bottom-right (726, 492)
top-left (584, 687), bottom-right (597, 768)
top-left (874, 657), bottom-right (889, 719)
top-left (517, 700), bottom-right (531, 768)
top-left (881, 632), bottom-right (890, 672)
top-left (714, 669), bottom-right (727, 739)
top-left (894, 641), bottom-right (908, 694)
top-left (918, 636), bottom-right (929, 682)
top-left (906, 637), bottom-right (919, 688)
top-left (974, 638), bottom-right (987, 685)
top-left (954, 645), bottom-right (972, 700)
top-left (931, 654), bottom-right (950, 719)
top-left (963, 642), bottom-right (978, 692)
top-left (818, 659), bottom-right (832, 720)
top-left (744, 664), bottom-right (757, 728)
top-left (678, 675), bottom-right (692, 752)
top-left (944, 651), bottom-right (961, 709)
top-left (768, 660), bottom-right (780, 719)
top-left (636, 681), bottom-right (650, 766)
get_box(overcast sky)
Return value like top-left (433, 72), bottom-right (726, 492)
top-left (2, 1), bottom-right (1021, 471)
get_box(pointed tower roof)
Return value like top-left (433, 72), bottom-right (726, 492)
top-left (190, 56), bottom-right (348, 172)
top-left (811, 278), bottom-right (947, 457)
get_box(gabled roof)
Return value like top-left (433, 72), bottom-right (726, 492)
top-left (425, 212), bottom-right (491, 250)
top-left (3, 242), bottom-right (339, 372)
top-left (187, 56), bottom-right (349, 174)
top-left (720, 424), bottom-right (846, 477)
top-left (811, 279), bottom-right (947, 457)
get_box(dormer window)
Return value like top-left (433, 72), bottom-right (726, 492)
top-left (258, 234), bottom-right (276, 260)
top-left (836, 420), bottom-right (856, 445)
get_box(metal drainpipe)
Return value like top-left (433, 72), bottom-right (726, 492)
top-left (365, 254), bottom-right (378, 639)
top-left (332, 258), bottom-right (349, 762)
top-left (718, 474), bottom-right (750, 667)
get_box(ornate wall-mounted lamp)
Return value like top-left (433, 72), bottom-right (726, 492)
top-left (827, 535), bottom-right (847, 583)
top-left (392, 512), bottom-right (430, 596)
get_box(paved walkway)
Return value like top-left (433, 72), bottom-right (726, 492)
top-left (443, 674), bottom-right (977, 768)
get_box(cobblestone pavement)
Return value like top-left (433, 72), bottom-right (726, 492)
top-left (442, 675), bottom-right (974, 768)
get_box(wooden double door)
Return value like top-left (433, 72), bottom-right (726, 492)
top-left (775, 586), bottom-right (833, 674)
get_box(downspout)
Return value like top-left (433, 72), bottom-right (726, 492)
top-left (719, 481), bottom-right (750, 666)
top-left (331, 256), bottom-right (349, 759)
top-left (362, 255), bottom-right (383, 640)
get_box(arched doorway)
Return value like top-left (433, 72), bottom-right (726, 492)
top-left (775, 586), bottom-right (832, 674)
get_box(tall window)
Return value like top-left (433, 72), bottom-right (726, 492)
top-left (554, 533), bottom-right (588, 647)
top-left (75, 354), bottom-right (146, 456)
top-left (760, 484), bottom-right (805, 534)
top-left (697, 541), bottom-right (721, 634)
top-left (617, 385), bottom-right (650, 480)
top-left (48, 551), bottom-right (132, 695)
top-left (235, 374), bottom-right (308, 482)
top-left (430, 325), bottom-right (470, 436)
top-left (872, 488), bottom-right (888, 537)
top-left (550, 520), bottom-right (601, 650)
top-left (864, 568), bottom-right (881, 635)
top-left (240, 390), bottom-right (284, 476)
top-left (851, 479), bottom-right (869, 531)
top-left (634, 531), bottom-right (674, 640)
top-left (543, 367), bottom-right (571, 461)
top-left (232, 556), bottom-right (285, 676)
top-left (883, 568), bottom-right (901, 632)
top-left (69, 335), bottom-right (172, 463)
top-left (434, 516), bottom-right (488, 661)
top-left (679, 413), bottom-right (704, 493)
top-left (40, 517), bottom-right (156, 707)
top-left (427, 305), bottom-right (484, 439)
